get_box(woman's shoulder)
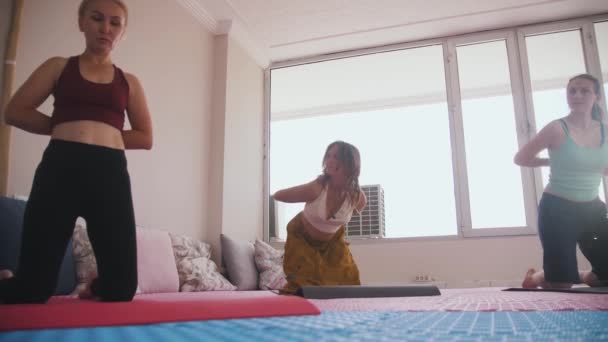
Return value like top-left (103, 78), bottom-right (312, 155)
top-left (29, 57), bottom-right (70, 83)
top-left (46, 56), bottom-right (72, 66)
top-left (311, 176), bottom-right (326, 191)
top-left (540, 119), bottom-right (567, 135)
top-left (539, 118), bottom-right (569, 149)
top-left (39, 56), bottom-right (69, 70)
top-left (120, 70), bottom-right (142, 93)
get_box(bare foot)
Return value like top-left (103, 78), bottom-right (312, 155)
top-left (0, 269), bottom-right (14, 280)
top-left (522, 268), bottom-right (538, 288)
top-left (77, 280), bottom-right (102, 300)
top-left (580, 271), bottom-right (606, 287)
top-left (77, 271), bottom-right (99, 300)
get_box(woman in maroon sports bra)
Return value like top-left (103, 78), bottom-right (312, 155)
top-left (1, 0), bottom-right (152, 303)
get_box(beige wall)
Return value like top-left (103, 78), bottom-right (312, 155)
top-left (349, 235), bottom-right (591, 288)
top-left (7, 0), bottom-right (214, 241)
top-left (222, 37), bottom-right (264, 242)
top-left (6, 0), bottom-right (593, 288)
top-left (206, 34), bottom-right (265, 261)
top-left (206, 35), bottom-right (228, 261)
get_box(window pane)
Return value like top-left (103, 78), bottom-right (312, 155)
top-left (596, 20), bottom-right (608, 202)
top-left (525, 30), bottom-right (586, 188)
top-left (270, 45), bottom-right (456, 239)
top-left (456, 40), bottom-right (525, 228)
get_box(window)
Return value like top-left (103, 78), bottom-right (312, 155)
top-left (454, 37), bottom-right (527, 233)
top-left (595, 20), bottom-right (608, 202)
top-left (267, 14), bottom-right (608, 241)
top-left (270, 45), bottom-right (456, 239)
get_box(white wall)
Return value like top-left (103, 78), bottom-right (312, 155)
top-left (206, 34), bottom-right (265, 262)
top-left (7, 0), bottom-right (215, 240)
top-left (222, 37), bottom-right (264, 242)
top-left (349, 235), bottom-right (591, 288)
top-left (7, 0), bottom-right (593, 288)
top-left (206, 34), bottom-right (228, 261)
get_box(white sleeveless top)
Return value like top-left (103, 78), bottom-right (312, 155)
top-left (302, 186), bottom-right (356, 234)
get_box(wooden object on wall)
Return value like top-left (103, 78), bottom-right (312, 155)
top-left (1, 0), bottom-right (24, 196)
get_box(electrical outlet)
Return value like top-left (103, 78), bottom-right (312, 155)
top-left (414, 274), bottom-right (433, 282)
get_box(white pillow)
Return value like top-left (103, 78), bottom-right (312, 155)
top-left (136, 229), bottom-right (180, 293)
top-left (72, 226), bottom-right (180, 294)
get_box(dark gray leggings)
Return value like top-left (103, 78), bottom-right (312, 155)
top-left (0, 139), bottom-right (137, 303)
top-left (538, 192), bottom-right (608, 283)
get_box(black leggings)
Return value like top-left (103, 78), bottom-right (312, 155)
top-left (538, 192), bottom-right (608, 283)
top-left (0, 139), bottom-right (137, 303)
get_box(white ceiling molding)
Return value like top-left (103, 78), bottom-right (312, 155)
top-left (269, 1), bottom-right (608, 62)
top-left (225, 19), bottom-right (270, 68)
top-left (175, 0), bottom-right (218, 33)
top-left (216, 19), bottom-right (232, 35)
top-left (176, 0), bottom-right (269, 67)
top-left (177, 0), bottom-right (608, 66)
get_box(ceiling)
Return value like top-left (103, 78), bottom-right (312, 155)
top-left (177, 0), bottom-right (608, 66)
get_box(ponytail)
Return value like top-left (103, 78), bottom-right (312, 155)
top-left (592, 102), bottom-right (605, 122)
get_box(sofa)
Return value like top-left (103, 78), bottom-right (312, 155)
top-left (0, 196), bottom-right (287, 297)
top-left (0, 196), bottom-right (76, 295)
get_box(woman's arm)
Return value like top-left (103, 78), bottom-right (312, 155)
top-left (122, 73), bottom-right (153, 150)
top-left (272, 178), bottom-right (322, 203)
top-left (354, 189), bottom-right (367, 214)
top-left (514, 120), bottom-right (560, 167)
top-left (4, 57), bottom-right (64, 135)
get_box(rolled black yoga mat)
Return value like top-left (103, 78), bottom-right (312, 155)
top-left (504, 287), bottom-right (608, 294)
top-left (296, 285), bottom-right (441, 299)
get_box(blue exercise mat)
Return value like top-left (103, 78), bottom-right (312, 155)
top-left (3, 311), bottom-right (607, 341)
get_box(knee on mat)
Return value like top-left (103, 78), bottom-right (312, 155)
top-left (11, 287), bottom-right (54, 304)
top-left (97, 280), bottom-right (137, 302)
top-left (101, 289), bottom-right (136, 302)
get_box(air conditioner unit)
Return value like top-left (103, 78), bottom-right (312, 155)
top-left (346, 184), bottom-right (385, 238)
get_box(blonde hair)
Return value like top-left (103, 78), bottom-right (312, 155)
top-left (79, 0), bottom-right (128, 27)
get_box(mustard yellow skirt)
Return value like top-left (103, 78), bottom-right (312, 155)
top-left (282, 213), bottom-right (361, 294)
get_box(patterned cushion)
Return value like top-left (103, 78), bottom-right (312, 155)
top-left (254, 239), bottom-right (287, 290)
top-left (170, 233), bottom-right (236, 291)
top-left (0, 196), bottom-right (76, 295)
top-left (72, 224), bottom-right (97, 286)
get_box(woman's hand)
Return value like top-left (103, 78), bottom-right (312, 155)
top-left (122, 73), bottom-right (153, 149)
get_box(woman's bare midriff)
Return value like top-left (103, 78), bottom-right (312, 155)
top-left (51, 120), bottom-right (125, 150)
top-left (301, 215), bottom-right (337, 242)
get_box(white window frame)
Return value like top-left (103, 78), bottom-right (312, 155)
top-left (263, 13), bottom-right (608, 243)
top-left (447, 29), bottom-right (537, 237)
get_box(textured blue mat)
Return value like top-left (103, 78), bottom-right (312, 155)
top-left (2, 311), bottom-right (608, 341)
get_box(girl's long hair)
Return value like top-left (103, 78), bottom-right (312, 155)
top-left (319, 141), bottom-right (361, 204)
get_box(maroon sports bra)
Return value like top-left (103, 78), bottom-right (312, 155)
top-left (51, 56), bottom-right (129, 131)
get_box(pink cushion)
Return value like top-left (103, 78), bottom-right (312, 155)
top-left (137, 229), bottom-right (180, 294)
